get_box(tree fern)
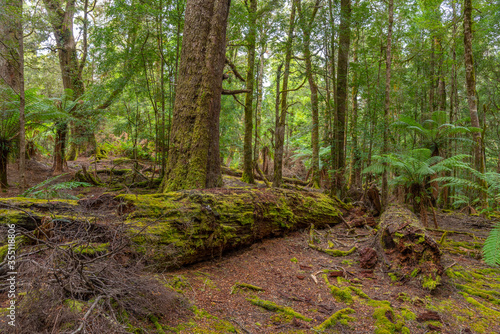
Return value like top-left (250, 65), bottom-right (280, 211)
top-left (483, 223), bottom-right (500, 267)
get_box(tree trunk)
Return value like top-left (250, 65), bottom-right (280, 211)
top-left (161, 0), bottom-right (230, 192)
top-left (242, 0), bottom-right (257, 184)
top-left (463, 0), bottom-right (485, 183)
top-left (43, 0), bottom-right (90, 167)
top-left (298, 0), bottom-right (321, 189)
top-left (0, 0), bottom-right (23, 189)
top-left (121, 188), bottom-right (348, 269)
top-left (335, 0), bottom-right (351, 195)
top-left (273, 1), bottom-right (296, 188)
top-left (381, 0), bottom-right (394, 208)
top-left (349, 29), bottom-right (361, 190)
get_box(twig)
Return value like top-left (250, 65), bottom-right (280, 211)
top-left (70, 295), bottom-right (103, 334)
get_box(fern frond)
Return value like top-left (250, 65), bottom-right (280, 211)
top-left (483, 223), bottom-right (500, 267)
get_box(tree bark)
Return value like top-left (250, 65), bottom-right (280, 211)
top-left (463, 0), bottom-right (485, 178)
top-left (161, 0), bottom-right (230, 192)
top-left (381, 0), bottom-right (394, 208)
top-left (297, 0), bottom-right (321, 189)
top-left (242, 0), bottom-right (257, 184)
top-left (273, 1), bottom-right (296, 188)
top-left (42, 0), bottom-right (92, 168)
top-left (0, 0), bottom-right (23, 189)
top-left (335, 0), bottom-right (351, 195)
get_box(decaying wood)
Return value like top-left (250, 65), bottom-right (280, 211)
top-left (370, 205), bottom-right (443, 290)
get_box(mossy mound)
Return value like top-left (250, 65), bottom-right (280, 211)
top-left (119, 188), bottom-right (347, 268)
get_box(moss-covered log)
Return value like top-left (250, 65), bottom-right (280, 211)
top-left (119, 188), bottom-right (348, 268)
top-left (372, 205), bottom-right (443, 290)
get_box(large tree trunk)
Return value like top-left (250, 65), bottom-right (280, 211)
top-left (335, 0), bottom-right (351, 196)
top-left (381, 0), bottom-right (393, 208)
top-left (120, 188), bottom-right (348, 268)
top-left (0, 0), bottom-right (23, 189)
top-left (463, 0), bottom-right (486, 201)
top-left (43, 0), bottom-right (90, 169)
top-left (273, 1), bottom-right (296, 188)
top-left (161, 0), bottom-right (230, 192)
top-left (242, 0), bottom-right (257, 184)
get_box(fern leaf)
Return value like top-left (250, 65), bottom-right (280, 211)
top-left (483, 223), bottom-right (500, 267)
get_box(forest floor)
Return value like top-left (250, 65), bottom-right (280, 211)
top-left (1, 157), bottom-right (500, 334)
top-left (163, 211), bottom-right (499, 334)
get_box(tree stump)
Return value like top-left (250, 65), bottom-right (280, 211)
top-left (371, 205), bottom-right (443, 290)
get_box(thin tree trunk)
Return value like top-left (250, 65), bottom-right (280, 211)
top-left (161, 0), bottom-right (230, 191)
top-left (273, 1), bottom-right (296, 188)
top-left (254, 44), bottom-right (265, 166)
top-left (297, 0), bottom-right (321, 188)
top-left (18, 0), bottom-right (25, 189)
top-left (242, 0), bottom-right (257, 184)
top-left (382, 0), bottom-right (394, 208)
top-left (335, 0), bottom-right (351, 195)
top-left (463, 0), bottom-right (486, 204)
top-left (349, 28), bottom-right (360, 190)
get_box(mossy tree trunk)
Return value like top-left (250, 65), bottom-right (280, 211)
top-left (241, 0), bottom-right (257, 184)
top-left (43, 0), bottom-right (93, 168)
top-left (161, 0), bottom-right (230, 192)
top-left (120, 188), bottom-right (347, 268)
top-left (0, 0), bottom-right (23, 189)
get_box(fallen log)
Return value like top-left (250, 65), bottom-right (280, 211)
top-left (118, 188), bottom-right (348, 269)
top-left (369, 205), bottom-right (443, 290)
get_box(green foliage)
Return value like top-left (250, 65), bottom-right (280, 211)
top-left (21, 174), bottom-right (90, 200)
top-left (483, 223), bottom-right (500, 267)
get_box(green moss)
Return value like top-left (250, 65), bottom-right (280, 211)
top-left (323, 275), bottom-right (353, 304)
top-left (401, 308), bottom-right (416, 321)
top-left (309, 244), bottom-right (357, 257)
top-left (313, 308), bottom-right (355, 331)
top-left (247, 297), bottom-right (312, 322)
top-left (456, 284), bottom-right (500, 304)
top-left (388, 273), bottom-right (399, 282)
top-left (64, 299), bottom-right (85, 313)
top-left (410, 268), bottom-right (420, 277)
top-left (73, 242), bottom-right (109, 256)
top-left (422, 274), bottom-right (441, 291)
top-left (290, 257), bottom-right (298, 263)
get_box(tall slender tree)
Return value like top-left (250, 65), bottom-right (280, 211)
top-left (334, 0), bottom-right (351, 195)
top-left (242, 0), bottom-right (258, 183)
top-left (274, 0), bottom-right (296, 188)
top-left (382, 0), bottom-right (394, 207)
top-left (297, 0), bottom-right (321, 188)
